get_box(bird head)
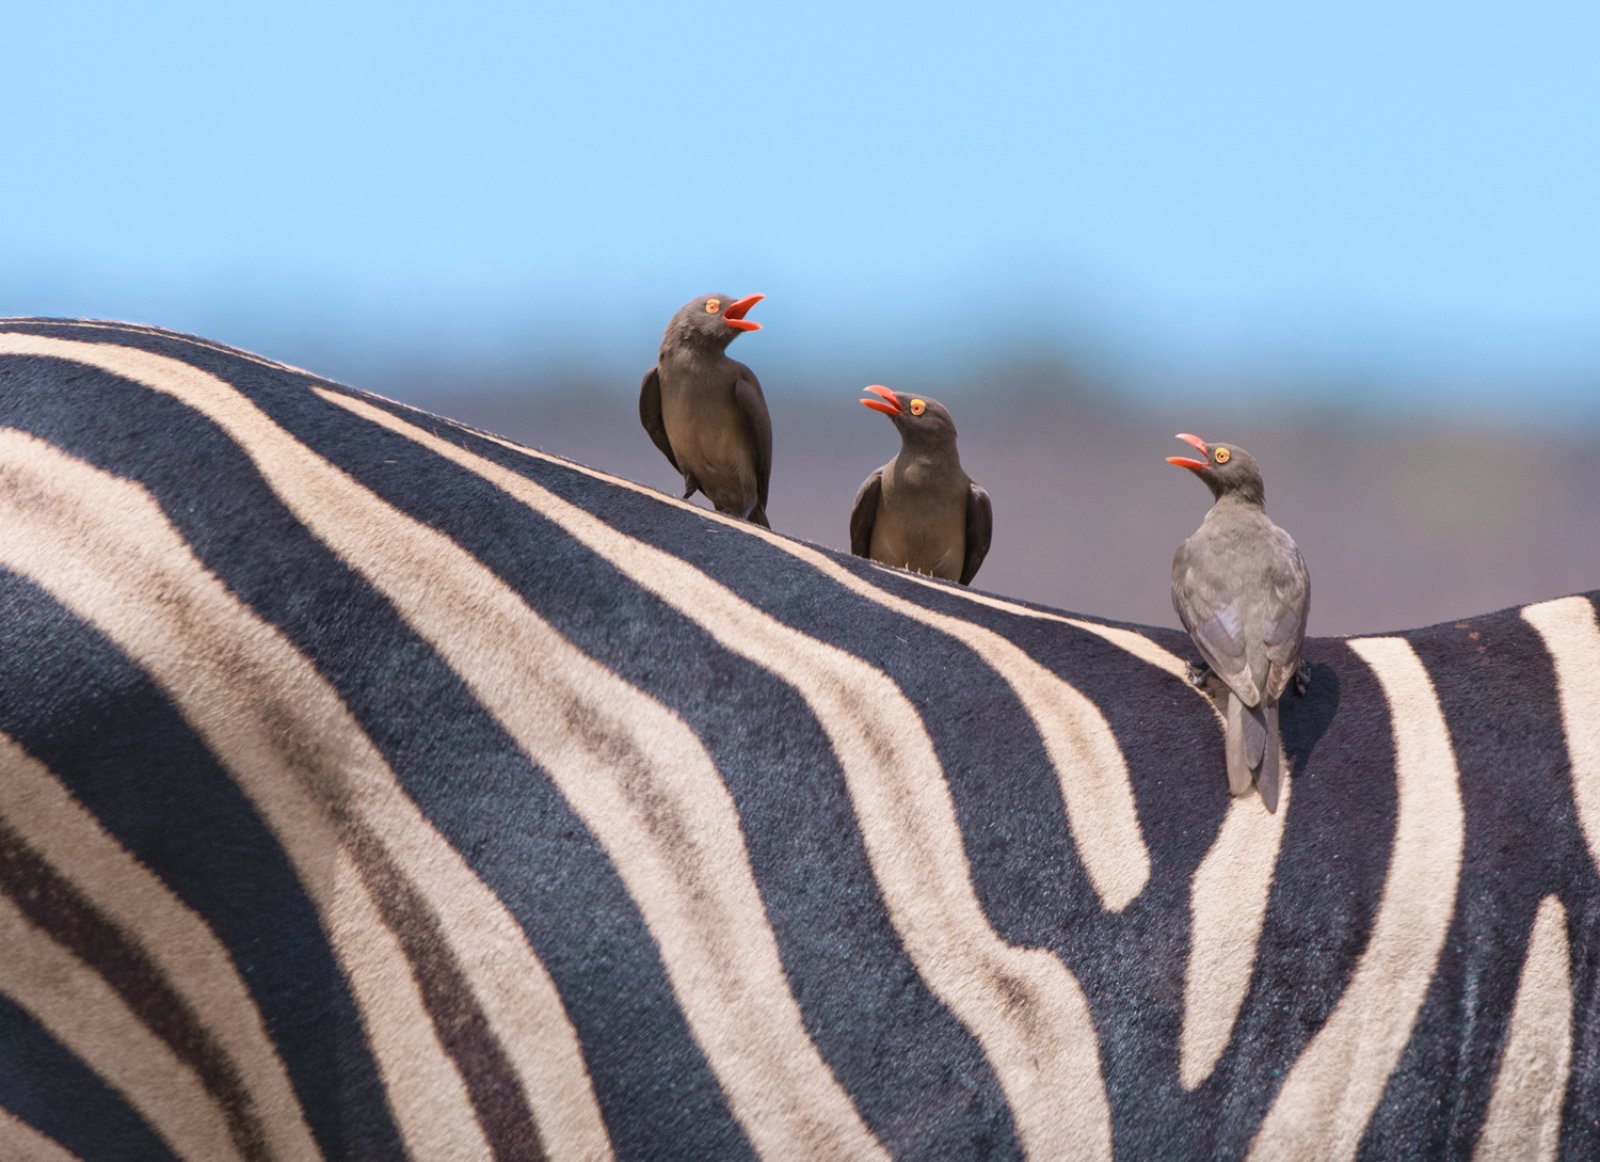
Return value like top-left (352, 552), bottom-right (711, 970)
top-left (1166, 433), bottom-right (1266, 504)
top-left (859, 385), bottom-right (959, 448)
top-left (663, 293), bottom-right (764, 349)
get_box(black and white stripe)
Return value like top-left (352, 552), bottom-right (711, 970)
top-left (0, 318), bottom-right (1594, 1160)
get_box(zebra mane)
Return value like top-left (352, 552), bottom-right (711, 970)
top-left (0, 317), bottom-right (1595, 1160)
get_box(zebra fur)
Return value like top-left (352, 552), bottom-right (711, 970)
top-left (0, 318), bottom-right (1595, 1160)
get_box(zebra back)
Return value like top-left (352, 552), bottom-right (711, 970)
top-left (0, 318), bottom-right (1595, 1160)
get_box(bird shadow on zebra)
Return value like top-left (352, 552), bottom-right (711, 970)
top-left (1278, 658), bottom-right (1341, 786)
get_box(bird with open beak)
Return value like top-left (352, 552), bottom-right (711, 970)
top-left (850, 385), bottom-right (992, 585)
top-left (1168, 434), bottom-right (1310, 812)
top-left (639, 293), bottom-right (772, 526)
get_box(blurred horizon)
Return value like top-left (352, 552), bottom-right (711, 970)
top-left (7, 292), bottom-right (1597, 434)
top-left (398, 366), bottom-right (1599, 638)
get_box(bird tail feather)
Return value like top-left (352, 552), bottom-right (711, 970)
top-left (746, 503), bottom-right (770, 529)
top-left (1256, 701), bottom-right (1282, 814)
top-left (1240, 699), bottom-right (1268, 770)
top-left (1224, 693), bottom-right (1255, 797)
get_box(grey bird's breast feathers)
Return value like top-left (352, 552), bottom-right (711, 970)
top-left (868, 454), bottom-right (974, 582)
top-left (658, 350), bottom-right (759, 515)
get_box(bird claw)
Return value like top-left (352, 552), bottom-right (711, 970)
top-left (1186, 661), bottom-right (1213, 688)
top-left (1295, 659), bottom-right (1312, 696)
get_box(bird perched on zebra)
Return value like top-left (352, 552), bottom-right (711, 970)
top-left (639, 292), bottom-right (773, 526)
top-left (851, 385), bottom-right (992, 585)
top-left (1168, 434), bottom-right (1310, 811)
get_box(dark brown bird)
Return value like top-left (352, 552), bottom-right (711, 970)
top-left (639, 293), bottom-right (771, 526)
top-left (1168, 434), bottom-right (1310, 812)
top-left (851, 385), bottom-right (992, 585)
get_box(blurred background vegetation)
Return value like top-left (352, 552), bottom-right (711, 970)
top-left (5, 2), bottom-right (1596, 633)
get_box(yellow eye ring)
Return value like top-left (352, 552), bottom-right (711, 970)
top-left (909, 399), bottom-right (926, 416)
top-left (705, 298), bottom-right (721, 314)
top-left (1213, 447), bottom-right (1231, 464)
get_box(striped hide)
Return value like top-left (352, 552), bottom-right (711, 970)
top-left (0, 318), bottom-right (1595, 1161)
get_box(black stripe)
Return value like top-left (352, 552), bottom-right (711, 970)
top-left (0, 567), bottom-right (403, 1162)
top-left (0, 817), bottom-right (269, 1159)
top-left (1360, 607), bottom-right (1599, 1159)
top-left (1562, 897), bottom-right (1600, 1161)
top-left (0, 993), bottom-right (176, 1161)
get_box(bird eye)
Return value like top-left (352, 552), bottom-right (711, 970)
top-left (705, 298), bottom-right (721, 314)
top-left (1213, 447), bottom-right (1231, 464)
top-left (909, 399), bottom-right (926, 416)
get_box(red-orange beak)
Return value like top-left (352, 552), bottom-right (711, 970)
top-left (1166, 432), bottom-right (1210, 471)
top-left (860, 384), bottom-right (902, 416)
top-left (722, 293), bottom-right (764, 332)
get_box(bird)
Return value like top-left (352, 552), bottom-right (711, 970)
top-left (639, 293), bottom-right (772, 526)
top-left (1167, 434), bottom-right (1310, 812)
top-left (850, 385), bottom-right (992, 585)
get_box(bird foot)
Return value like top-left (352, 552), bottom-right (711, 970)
top-left (1295, 659), bottom-right (1312, 696)
top-left (1185, 660), bottom-right (1213, 689)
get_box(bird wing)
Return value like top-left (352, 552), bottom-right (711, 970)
top-left (1172, 539), bottom-right (1263, 706)
top-left (732, 365), bottom-right (772, 513)
top-left (961, 482), bottom-right (993, 585)
top-left (1263, 530), bottom-right (1311, 702)
top-left (638, 367), bottom-right (678, 471)
top-left (849, 469), bottom-right (883, 558)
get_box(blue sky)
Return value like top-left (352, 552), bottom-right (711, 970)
top-left (5, 2), bottom-right (1597, 418)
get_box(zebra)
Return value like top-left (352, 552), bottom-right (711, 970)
top-left (0, 317), bottom-right (1594, 1161)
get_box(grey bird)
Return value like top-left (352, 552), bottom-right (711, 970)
top-left (851, 385), bottom-right (992, 585)
top-left (1168, 434), bottom-right (1310, 812)
top-left (639, 293), bottom-right (772, 526)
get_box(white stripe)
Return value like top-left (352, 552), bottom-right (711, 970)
top-left (1474, 895), bottom-right (1572, 1162)
top-left (0, 428), bottom-right (496, 1162)
top-left (1179, 776), bottom-right (1290, 1090)
top-left (426, 403), bottom-right (1149, 912)
top-left (1248, 636), bottom-right (1464, 1161)
top-left (321, 388), bottom-right (1116, 1158)
top-left (0, 335), bottom-right (873, 1160)
top-left (1520, 597), bottom-right (1600, 877)
top-left (0, 732), bottom-right (320, 1161)
top-left (0, 892), bottom-right (244, 1162)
